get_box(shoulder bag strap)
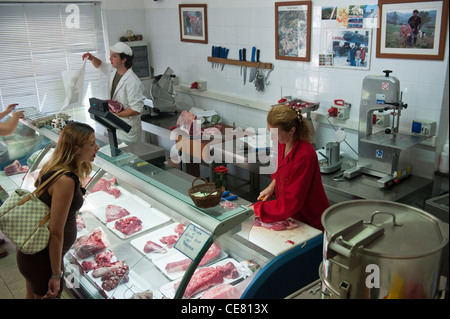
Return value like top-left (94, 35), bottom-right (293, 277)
top-left (33, 168), bottom-right (68, 198)
top-left (15, 169), bottom-right (68, 207)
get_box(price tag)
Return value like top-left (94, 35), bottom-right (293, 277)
top-left (174, 223), bottom-right (211, 261)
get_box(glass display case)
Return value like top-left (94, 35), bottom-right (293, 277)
top-left (15, 118), bottom-right (324, 299)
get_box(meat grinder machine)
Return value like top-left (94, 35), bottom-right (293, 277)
top-left (343, 70), bottom-right (425, 188)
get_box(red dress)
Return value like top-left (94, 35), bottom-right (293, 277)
top-left (253, 139), bottom-right (329, 231)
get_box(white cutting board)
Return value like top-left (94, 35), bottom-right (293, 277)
top-left (248, 219), bottom-right (322, 256)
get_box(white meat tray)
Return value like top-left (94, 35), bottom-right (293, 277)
top-left (159, 258), bottom-right (247, 299)
top-left (106, 206), bottom-right (170, 239)
top-left (91, 195), bottom-right (152, 224)
top-left (130, 223), bottom-right (186, 260)
top-left (86, 186), bottom-right (131, 208)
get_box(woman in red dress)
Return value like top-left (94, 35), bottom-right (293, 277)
top-left (252, 105), bottom-right (329, 231)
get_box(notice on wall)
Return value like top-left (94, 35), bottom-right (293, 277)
top-left (174, 223), bottom-right (211, 261)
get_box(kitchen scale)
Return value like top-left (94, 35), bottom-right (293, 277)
top-left (318, 128), bottom-right (345, 174)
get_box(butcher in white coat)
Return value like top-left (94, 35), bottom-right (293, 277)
top-left (82, 42), bottom-right (144, 144)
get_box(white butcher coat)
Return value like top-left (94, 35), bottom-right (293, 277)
top-left (100, 63), bottom-right (144, 143)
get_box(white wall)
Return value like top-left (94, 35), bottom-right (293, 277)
top-left (104, 0), bottom-right (449, 179)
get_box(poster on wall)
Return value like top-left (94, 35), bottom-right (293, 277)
top-left (376, 0), bottom-right (448, 60)
top-left (323, 28), bottom-right (372, 70)
top-left (178, 4), bottom-right (208, 44)
top-left (275, 1), bottom-right (312, 62)
top-left (321, 5), bottom-right (379, 29)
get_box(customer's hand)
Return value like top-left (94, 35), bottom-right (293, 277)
top-left (12, 110), bottom-right (25, 119)
top-left (5, 103), bottom-right (18, 114)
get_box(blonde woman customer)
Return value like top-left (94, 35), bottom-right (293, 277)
top-left (16, 122), bottom-right (99, 298)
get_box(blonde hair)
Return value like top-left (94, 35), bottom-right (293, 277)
top-left (267, 105), bottom-right (311, 142)
top-left (35, 122), bottom-right (94, 187)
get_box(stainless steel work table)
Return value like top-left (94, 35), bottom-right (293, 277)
top-left (320, 157), bottom-right (433, 206)
top-left (141, 116), bottom-right (433, 207)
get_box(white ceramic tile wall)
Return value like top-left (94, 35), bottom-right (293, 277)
top-left (102, 0), bottom-right (449, 179)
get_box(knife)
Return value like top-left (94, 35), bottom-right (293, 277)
top-left (239, 49), bottom-right (243, 76)
top-left (215, 46), bottom-right (221, 68)
top-left (221, 48), bottom-right (229, 71)
top-left (242, 48), bottom-right (247, 85)
top-left (249, 46), bottom-right (257, 83)
top-left (211, 46), bottom-right (215, 69)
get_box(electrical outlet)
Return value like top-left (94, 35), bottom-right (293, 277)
top-left (411, 119), bottom-right (436, 137)
top-left (374, 112), bottom-right (391, 127)
top-left (196, 80), bottom-right (207, 91)
top-left (337, 106), bottom-right (350, 120)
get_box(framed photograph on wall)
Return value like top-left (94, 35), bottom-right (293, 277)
top-left (324, 28), bottom-right (372, 70)
top-left (376, 0), bottom-right (448, 60)
top-left (179, 4), bottom-right (208, 44)
top-left (275, 1), bottom-right (312, 61)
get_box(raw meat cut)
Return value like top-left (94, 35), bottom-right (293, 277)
top-left (253, 217), bottom-right (299, 231)
top-left (160, 235), bottom-right (178, 247)
top-left (165, 259), bottom-right (192, 274)
top-left (90, 177), bottom-right (121, 198)
top-left (74, 227), bottom-right (110, 259)
top-left (174, 267), bottom-right (224, 298)
top-left (174, 223), bottom-right (185, 236)
top-left (144, 240), bottom-right (167, 254)
top-left (216, 262), bottom-right (239, 279)
top-left (81, 251), bottom-right (118, 272)
top-left (165, 242), bottom-right (222, 273)
top-left (114, 216), bottom-right (142, 236)
top-left (92, 261), bottom-right (125, 278)
top-left (199, 242), bottom-right (222, 266)
top-left (4, 159), bottom-right (28, 176)
top-left (106, 100), bottom-right (124, 113)
top-left (105, 204), bottom-right (130, 222)
top-left (200, 284), bottom-right (236, 299)
top-left (101, 264), bottom-right (130, 291)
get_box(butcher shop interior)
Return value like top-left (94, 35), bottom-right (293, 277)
top-left (0, 0), bottom-right (449, 304)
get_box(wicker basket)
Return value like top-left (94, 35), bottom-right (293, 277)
top-left (188, 177), bottom-right (224, 208)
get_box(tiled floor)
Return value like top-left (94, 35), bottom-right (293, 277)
top-left (0, 171), bottom-right (73, 299)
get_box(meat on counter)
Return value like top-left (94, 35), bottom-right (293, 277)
top-left (90, 177), bottom-right (121, 198)
top-left (174, 261), bottom-right (239, 298)
top-left (4, 159), bottom-right (28, 176)
top-left (115, 216), bottom-right (143, 236)
top-left (74, 227), bottom-right (110, 259)
top-left (105, 204), bottom-right (130, 222)
top-left (144, 240), bottom-right (167, 254)
top-left (253, 216), bottom-right (299, 231)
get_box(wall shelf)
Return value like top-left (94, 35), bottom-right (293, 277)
top-left (207, 57), bottom-right (273, 70)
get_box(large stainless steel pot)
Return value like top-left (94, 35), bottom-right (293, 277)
top-left (320, 200), bottom-right (449, 299)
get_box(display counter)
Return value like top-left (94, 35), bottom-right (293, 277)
top-left (14, 117), bottom-right (323, 299)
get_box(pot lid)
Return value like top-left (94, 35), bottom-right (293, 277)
top-left (321, 200), bottom-right (449, 258)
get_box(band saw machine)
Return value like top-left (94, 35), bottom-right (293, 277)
top-left (343, 70), bottom-right (426, 188)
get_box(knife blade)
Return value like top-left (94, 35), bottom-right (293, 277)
top-left (249, 46), bottom-right (257, 83)
top-left (242, 48), bottom-right (247, 85)
top-left (221, 48), bottom-right (229, 71)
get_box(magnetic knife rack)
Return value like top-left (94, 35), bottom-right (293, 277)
top-left (207, 57), bottom-right (273, 70)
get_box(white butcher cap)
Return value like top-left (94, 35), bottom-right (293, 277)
top-left (110, 42), bottom-right (133, 56)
